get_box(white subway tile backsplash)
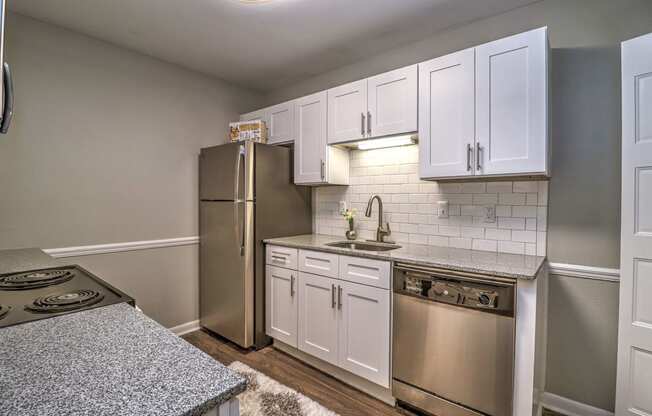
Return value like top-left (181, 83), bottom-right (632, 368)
top-left (485, 228), bottom-right (512, 241)
top-left (449, 238), bottom-right (473, 249)
top-left (499, 193), bottom-right (527, 205)
top-left (513, 181), bottom-right (539, 193)
top-left (512, 230), bottom-right (537, 243)
top-left (461, 182), bottom-right (486, 193)
top-left (512, 206), bottom-right (537, 218)
top-left (473, 239), bottom-right (498, 252)
top-left (498, 241), bottom-right (525, 255)
top-left (314, 145), bottom-right (548, 256)
top-left (486, 182), bottom-right (513, 193)
top-left (498, 217), bottom-right (526, 230)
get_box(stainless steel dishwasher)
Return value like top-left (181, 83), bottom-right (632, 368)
top-left (392, 263), bottom-right (516, 416)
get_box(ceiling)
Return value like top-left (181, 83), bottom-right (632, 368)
top-left (9, 0), bottom-right (540, 92)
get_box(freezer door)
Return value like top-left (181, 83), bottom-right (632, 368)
top-left (199, 142), bottom-right (254, 201)
top-left (199, 200), bottom-right (254, 348)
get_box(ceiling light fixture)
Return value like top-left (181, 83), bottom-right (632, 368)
top-left (355, 135), bottom-right (417, 150)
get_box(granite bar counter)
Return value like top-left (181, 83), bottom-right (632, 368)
top-left (0, 248), bottom-right (245, 416)
top-left (0, 303), bottom-right (245, 416)
top-left (264, 234), bottom-right (546, 280)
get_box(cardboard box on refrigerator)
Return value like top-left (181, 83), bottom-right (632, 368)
top-left (229, 119), bottom-right (267, 143)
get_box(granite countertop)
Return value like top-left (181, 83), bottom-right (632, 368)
top-left (0, 303), bottom-right (246, 416)
top-left (265, 234), bottom-right (546, 280)
top-left (0, 248), bottom-right (66, 274)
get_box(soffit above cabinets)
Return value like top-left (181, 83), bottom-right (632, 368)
top-left (9, 0), bottom-right (539, 92)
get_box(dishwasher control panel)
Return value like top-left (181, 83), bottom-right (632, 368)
top-left (395, 265), bottom-right (515, 316)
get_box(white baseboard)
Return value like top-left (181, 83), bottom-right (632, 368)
top-left (44, 236), bottom-right (199, 258)
top-left (540, 392), bottom-right (614, 416)
top-left (169, 319), bottom-right (200, 336)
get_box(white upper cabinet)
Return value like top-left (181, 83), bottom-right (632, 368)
top-left (267, 100), bottom-right (295, 145)
top-left (294, 91), bottom-right (349, 186)
top-left (294, 91), bottom-right (328, 184)
top-left (328, 80), bottom-right (367, 144)
top-left (476, 27), bottom-right (548, 176)
top-left (419, 49), bottom-right (475, 178)
top-left (367, 64), bottom-right (418, 139)
top-left (328, 65), bottom-right (418, 145)
top-left (419, 27), bottom-right (549, 179)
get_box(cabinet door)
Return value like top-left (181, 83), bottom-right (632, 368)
top-left (367, 64), bottom-right (418, 138)
top-left (294, 91), bottom-right (327, 184)
top-left (297, 272), bottom-right (339, 365)
top-left (418, 48), bottom-right (475, 179)
top-left (267, 100), bottom-right (295, 145)
top-left (475, 27), bottom-right (548, 176)
top-left (327, 79), bottom-right (367, 144)
top-left (265, 265), bottom-right (298, 347)
top-left (338, 281), bottom-right (390, 387)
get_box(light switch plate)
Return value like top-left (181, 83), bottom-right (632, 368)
top-left (483, 205), bottom-right (496, 223)
top-left (339, 201), bottom-right (347, 215)
top-left (437, 201), bottom-right (449, 218)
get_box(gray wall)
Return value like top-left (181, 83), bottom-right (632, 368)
top-left (0, 13), bottom-right (263, 327)
top-left (263, 0), bottom-right (652, 411)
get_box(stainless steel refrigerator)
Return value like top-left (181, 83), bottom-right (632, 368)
top-left (199, 141), bottom-right (311, 349)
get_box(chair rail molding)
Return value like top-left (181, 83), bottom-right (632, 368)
top-left (43, 236), bottom-right (200, 258)
top-left (547, 262), bottom-right (620, 282)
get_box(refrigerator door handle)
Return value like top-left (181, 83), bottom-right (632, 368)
top-left (234, 145), bottom-right (245, 256)
top-left (0, 63), bottom-right (13, 134)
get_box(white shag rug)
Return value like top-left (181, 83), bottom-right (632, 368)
top-left (228, 361), bottom-right (339, 416)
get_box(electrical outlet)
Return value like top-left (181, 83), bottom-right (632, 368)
top-left (437, 201), bottom-right (449, 218)
top-left (339, 201), bottom-right (347, 215)
top-left (483, 205), bottom-right (496, 223)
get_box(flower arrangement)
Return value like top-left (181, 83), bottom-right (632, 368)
top-left (342, 208), bottom-right (357, 226)
top-left (342, 208), bottom-right (357, 240)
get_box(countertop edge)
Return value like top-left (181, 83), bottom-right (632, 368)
top-left (263, 237), bottom-right (544, 280)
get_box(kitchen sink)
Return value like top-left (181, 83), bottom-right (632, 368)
top-left (325, 241), bottom-right (401, 252)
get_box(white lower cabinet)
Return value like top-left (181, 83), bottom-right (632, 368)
top-left (337, 281), bottom-right (390, 387)
top-left (266, 246), bottom-right (391, 388)
top-left (265, 265), bottom-right (298, 347)
top-left (297, 272), bottom-right (339, 366)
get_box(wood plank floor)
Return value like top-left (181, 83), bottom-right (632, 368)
top-left (183, 329), bottom-right (402, 416)
top-left (183, 329), bottom-right (566, 416)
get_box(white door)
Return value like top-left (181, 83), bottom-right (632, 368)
top-left (327, 79), bottom-right (367, 144)
top-left (367, 64), bottom-right (418, 139)
top-left (617, 32), bottom-right (652, 416)
top-left (475, 27), bottom-right (548, 176)
top-left (267, 100), bottom-right (295, 145)
top-left (265, 265), bottom-right (298, 347)
top-left (294, 91), bottom-right (327, 184)
top-left (337, 281), bottom-right (390, 387)
top-left (297, 272), bottom-right (339, 366)
top-left (418, 48), bottom-right (475, 179)
top-left (240, 108), bottom-right (267, 123)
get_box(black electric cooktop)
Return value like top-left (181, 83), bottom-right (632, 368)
top-left (0, 265), bottom-right (134, 328)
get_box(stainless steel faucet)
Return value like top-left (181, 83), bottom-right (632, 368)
top-left (365, 195), bottom-right (392, 243)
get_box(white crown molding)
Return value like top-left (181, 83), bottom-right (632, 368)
top-left (43, 236), bottom-right (199, 258)
top-left (169, 320), bottom-right (200, 336)
top-left (540, 392), bottom-right (614, 416)
top-left (548, 262), bottom-right (620, 282)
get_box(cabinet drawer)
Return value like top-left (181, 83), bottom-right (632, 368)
top-left (266, 245), bottom-right (298, 270)
top-left (298, 250), bottom-right (339, 278)
top-left (339, 256), bottom-right (390, 289)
